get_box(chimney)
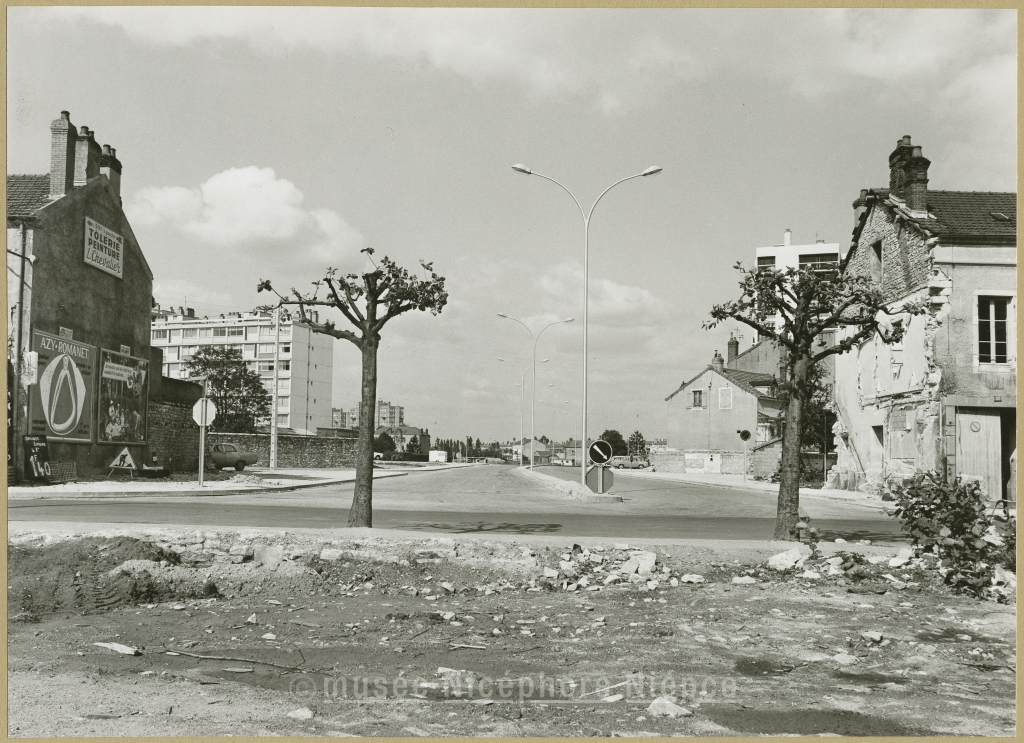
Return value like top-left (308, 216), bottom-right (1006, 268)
top-left (99, 144), bottom-right (122, 202)
top-left (888, 134), bottom-right (915, 201)
top-left (73, 126), bottom-right (102, 187)
top-left (727, 335), bottom-right (739, 365)
top-left (904, 145), bottom-right (930, 215)
top-left (49, 111), bottom-right (77, 198)
top-left (711, 350), bottom-right (725, 373)
top-left (783, 229), bottom-right (792, 246)
top-left (852, 188), bottom-right (870, 229)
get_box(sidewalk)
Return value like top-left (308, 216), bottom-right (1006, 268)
top-left (6, 463), bottom-right (470, 501)
top-left (618, 469), bottom-right (883, 504)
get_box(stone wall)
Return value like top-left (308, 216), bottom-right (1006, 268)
top-left (147, 400), bottom-right (200, 472)
top-left (650, 449), bottom-right (746, 475)
top-left (206, 431), bottom-right (356, 468)
top-left (751, 439), bottom-right (782, 479)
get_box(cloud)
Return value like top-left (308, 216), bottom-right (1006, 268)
top-left (536, 261), bottom-right (666, 328)
top-left (126, 166), bottom-right (364, 264)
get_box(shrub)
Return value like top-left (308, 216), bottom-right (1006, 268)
top-left (888, 472), bottom-right (1016, 596)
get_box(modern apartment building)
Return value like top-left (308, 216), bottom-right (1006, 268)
top-left (150, 306), bottom-right (333, 435)
top-left (376, 400), bottom-right (404, 428)
top-left (332, 407), bottom-right (359, 429)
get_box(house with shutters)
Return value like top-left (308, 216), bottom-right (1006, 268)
top-left (830, 136), bottom-right (1016, 501)
top-left (663, 350), bottom-right (783, 473)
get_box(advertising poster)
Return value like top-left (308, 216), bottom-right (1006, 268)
top-left (98, 349), bottom-right (148, 444)
top-left (28, 330), bottom-right (97, 443)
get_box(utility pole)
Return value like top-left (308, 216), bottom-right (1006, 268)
top-left (270, 307), bottom-right (281, 469)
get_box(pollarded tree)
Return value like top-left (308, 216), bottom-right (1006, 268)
top-left (707, 263), bottom-right (921, 539)
top-left (183, 346), bottom-right (271, 433)
top-left (258, 249), bottom-right (447, 527)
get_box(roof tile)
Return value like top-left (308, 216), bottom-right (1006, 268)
top-left (6, 174), bottom-right (51, 218)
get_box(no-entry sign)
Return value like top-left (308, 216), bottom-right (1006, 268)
top-left (588, 439), bottom-right (613, 464)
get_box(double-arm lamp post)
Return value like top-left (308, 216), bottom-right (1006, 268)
top-left (498, 314), bottom-right (574, 470)
top-left (498, 357), bottom-right (548, 466)
top-left (511, 164), bottom-right (662, 486)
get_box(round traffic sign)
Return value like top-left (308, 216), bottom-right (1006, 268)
top-left (738, 429), bottom-right (751, 442)
top-left (588, 439), bottom-right (613, 464)
top-left (192, 398), bottom-right (217, 426)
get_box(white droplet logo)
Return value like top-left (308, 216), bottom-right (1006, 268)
top-left (39, 354), bottom-right (86, 435)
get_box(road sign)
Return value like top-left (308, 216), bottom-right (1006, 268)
top-left (588, 439), bottom-right (613, 464)
top-left (738, 430), bottom-right (751, 441)
top-left (586, 464), bottom-right (615, 494)
top-left (109, 447), bottom-right (136, 470)
top-left (192, 398), bottom-right (217, 427)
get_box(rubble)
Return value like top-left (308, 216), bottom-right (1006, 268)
top-left (320, 548), bottom-right (345, 562)
top-left (646, 696), bottom-right (692, 718)
top-left (287, 707), bottom-right (314, 720)
top-left (94, 642), bottom-right (141, 656)
top-left (766, 545), bottom-right (812, 571)
top-left (732, 576), bottom-right (757, 585)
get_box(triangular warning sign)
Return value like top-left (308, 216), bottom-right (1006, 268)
top-left (109, 447), bottom-right (137, 469)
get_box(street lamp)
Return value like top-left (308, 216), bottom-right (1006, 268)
top-left (512, 163), bottom-right (662, 486)
top-left (499, 357), bottom-right (548, 466)
top-left (498, 314), bottom-right (574, 470)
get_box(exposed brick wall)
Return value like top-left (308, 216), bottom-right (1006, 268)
top-left (206, 432), bottom-right (357, 468)
top-left (751, 440), bottom-right (782, 479)
top-left (650, 449), bottom-right (746, 475)
top-left (147, 400), bottom-right (200, 472)
top-left (847, 203), bottom-right (931, 303)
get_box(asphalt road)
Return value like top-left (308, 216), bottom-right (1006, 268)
top-left (8, 465), bottom-right (906, 542)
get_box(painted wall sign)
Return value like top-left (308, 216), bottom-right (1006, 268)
top-left (23, 434), bottom-right (51, 481)
top-left (98, 348), bottom-right (148, 444)
top-left (83, 216), bottom-right (124, 279)
top-left (28, 330), bottom-right (97, 443)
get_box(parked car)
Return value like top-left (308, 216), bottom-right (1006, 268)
top-left (611, 455), bottom-right (648, 469)
top-left (209, 443), bottom-right (259, 471)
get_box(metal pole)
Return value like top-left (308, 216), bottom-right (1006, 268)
top-left (13, 221), bottom-right (29, 482)
top-left (519, 372), bottom-right (526, 466)
top-left (743, 437), bottom-right (747, 482)
top-left (270, 307), bottom-right (281, 469)
top-left (198, 380), bottom-right (207, 488)
top-left (582, 215), bottom-right (589, 487)
top-left (531, 336), bottom-right (537, 471)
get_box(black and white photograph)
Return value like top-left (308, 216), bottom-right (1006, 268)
top-left (5, 6), bottom-right (1017, 737)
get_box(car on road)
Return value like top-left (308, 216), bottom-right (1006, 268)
top-left (611, 455), bottom-right (649, 469)
top-left (209, 443), bottom-right (259, 471)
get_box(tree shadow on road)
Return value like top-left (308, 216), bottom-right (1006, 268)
top-left (392, 521), bottom-right (563, 534)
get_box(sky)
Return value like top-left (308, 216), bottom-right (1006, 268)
top-left (7, 7), bottom-right (1016, 446)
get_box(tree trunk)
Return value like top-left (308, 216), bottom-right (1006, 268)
top-left (775, 353), bottom-right (810, 540)
top-left (349, 338), bottom-right (379, 527)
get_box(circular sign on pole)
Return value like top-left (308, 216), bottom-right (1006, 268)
top-left (738, 429), bottom-right (751, 442)
top-left (192, 398), bottom-right (217, 427)
top-left (588, 439), bottom-right (613, 465)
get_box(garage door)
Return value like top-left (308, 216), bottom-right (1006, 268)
top-left (956, 408), bottom-right (1002, 499)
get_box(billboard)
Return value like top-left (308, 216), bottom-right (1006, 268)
top-left (28, 330), bottom-right (97, 443)
top-left (83, 216), bottom-right (124, 279)
top-left (98, 349), bottom-right (149, 444)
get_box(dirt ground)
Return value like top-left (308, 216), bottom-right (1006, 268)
top-left (7, 529), bottom-right (1017, 737)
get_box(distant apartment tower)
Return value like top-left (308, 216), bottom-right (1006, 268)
top-left (150, 306), bottom-right (333, 435)
top-left (376, 400), bottom-right (404, 428)
top-left (753, 230), bottom-right (847, 340)
top-left (332, 406), bottom-right (359, 429)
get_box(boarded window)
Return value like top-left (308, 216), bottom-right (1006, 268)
top-left (719, 387), bottom-right (733, 409)
top-left (978, 296), bottom-right (1009, 364)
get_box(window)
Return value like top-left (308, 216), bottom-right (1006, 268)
top-left (277, 396), bottom-right (290, 411)
top-left (180, 346), bottom-right (198, 359)
top-left (279, 360), bottom-right (290, 371)
top-left (258, 343), bottom-right (275, 357)
top-left (213, 327), bottom-right (227, 338)
top-left (692, 390), bottom-right (703, 408)
top-left (868, 240), bottom-right (883, 284)
top-left (798, 253), bottom-right (839, 271)
top-left (277, 414), bottom-right (289, 426)
top-left (227, 327), bottom-right (244, 338)
top-left (164, 346), bottom-right (179, 361)
top-left (978, 296), bottom-right (1010, 364)
top-left (182, 328), bottom-right (198, 339)
top-left (258, 361), bottom-right (275, 372)
top-left (757, 256), bottom-right (776, 268)
top-left (719, 387), bottom-right (733, 409)
top-left (198, 328), bottom-right (213, 338)
top-left (278, 379), bottom-right (290, 393)
top-left (281, 344), bottom-right (291, 354)
top-left (152, 329), bottom-right (168, 341)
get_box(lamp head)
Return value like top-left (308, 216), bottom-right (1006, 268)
top-left (641, 166), bottom-right (663, 177)
top-left (497, 312), bottom-right (508, 318)
top-left (564, 317), bottom-right (575, 323)
top-left (511, 164), bottom-right (533, 175)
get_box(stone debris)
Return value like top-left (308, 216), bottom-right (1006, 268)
top-left (888, 548), bottom-right (915, 568)
top-left (993, 566), bottom-right (1016, 588)
top-left (287, 707), bottom-right (314, 720)
top-left (800, 570), bottom-right (821, 580)
top-left (602, 693), bottom-right (625, 703)
top-left (646, 696), bottom-right (692, 718)
top-left (319, 548), bottom-right (344, 562)
top-left (245, 613), bottom-right (258, 624)
top-left (94, 642), bottom-right (141, 656)
top-left (861, 631), bottom-right (883, 643)
top-left (767, 545), bottom-right (812, 571)
top-left (543, 567), bottom-right (559, 578)
top-left (732, 576), bottom-right (757, 585)
top-left (261, 633), bottom-right (277, 640)
top-left (832, 653), bottom-right (859, 666)
top-left (678, 574), bottom-right (704, 584)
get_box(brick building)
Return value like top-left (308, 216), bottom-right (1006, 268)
top-left (831, 136), bottom-right (1016, 500)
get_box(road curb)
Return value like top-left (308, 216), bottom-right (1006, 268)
top-left (6, 471), bottom-right (408, 501)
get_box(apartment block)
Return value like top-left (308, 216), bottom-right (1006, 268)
top-left (151, 306), bottom-right (333, 435)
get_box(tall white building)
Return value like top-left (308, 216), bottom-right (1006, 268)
top-left (151, 306), bottom-right (333, 435)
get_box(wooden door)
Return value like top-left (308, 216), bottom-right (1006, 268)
top-left (956, 409), bottom-right (1002, 499)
